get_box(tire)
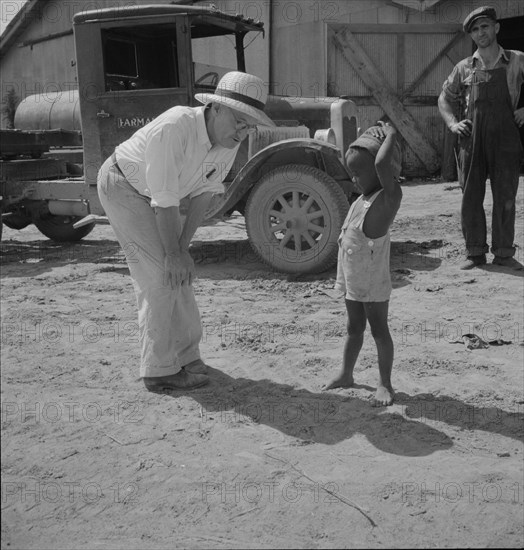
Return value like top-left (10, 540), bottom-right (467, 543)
top-left (35, 215), bottom-right (95, 242)
top-left (245, 164), bottom-right (350, 274)
top-left (2, 213), bottom-right (32, 230)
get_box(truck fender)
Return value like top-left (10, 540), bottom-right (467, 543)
top-left (206, 138), bottom-right (351, 219)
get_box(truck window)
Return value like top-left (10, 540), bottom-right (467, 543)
top-left (105, 38), bottom-right (138, 78)
top-left (192, 34), bottom-right (237, 90)
top-left (102, 25), bottom-right (180, 91)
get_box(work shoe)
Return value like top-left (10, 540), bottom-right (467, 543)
top-left (459, 254), bottom-right (486, 270)
top-left (492, 256), bottom-right (523, 269)
top-left (182, 359), bottom-right (209, 374)
top-left (143, 371), bottom-right (209, 392)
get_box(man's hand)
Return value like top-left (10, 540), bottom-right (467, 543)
top-left (449, 119), bottom-right (473, 136)
top-left (371, 120), bottom-right (397, 140)
top-left (514, 107), bottom-right (524, 128)
top-left (163, 250), bottom-right (195, 288)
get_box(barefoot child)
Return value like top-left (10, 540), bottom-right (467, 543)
top-left (323, 122), bottom-right (402, 406)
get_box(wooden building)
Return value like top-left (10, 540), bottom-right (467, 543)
top-left (1, 0), bottom-right (523, 176)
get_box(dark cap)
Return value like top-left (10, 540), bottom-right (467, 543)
top-left (463, 6), bottom-right (497, 33)
top-left (346, 126), bottom-right (402, 179)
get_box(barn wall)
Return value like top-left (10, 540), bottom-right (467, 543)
top-left (271, 0), bottom-right (523, 94)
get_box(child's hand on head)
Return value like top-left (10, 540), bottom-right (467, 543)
top-left (371, 121), bottom-right (397, 140)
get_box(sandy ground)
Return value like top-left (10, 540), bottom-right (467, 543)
top-left (1, 178), bottom-right (523, 549)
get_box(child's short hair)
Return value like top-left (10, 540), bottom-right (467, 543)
top-left (345, 126), bottom-right (402, 179)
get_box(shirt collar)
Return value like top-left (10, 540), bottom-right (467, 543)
top-left (472, 45), bottom-right (509, 66)
top-left (195, 106), bottom-right (211, 148)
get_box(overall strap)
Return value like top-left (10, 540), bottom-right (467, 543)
top-left (351, 189), bottom-right (382, 229)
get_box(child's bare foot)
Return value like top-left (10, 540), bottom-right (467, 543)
top-left (322, 374), bottom-right (354, 390)
top-left (372, 385), bottom-right (394, 406)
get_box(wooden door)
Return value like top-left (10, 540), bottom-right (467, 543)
top-left (328, 23), bottom-right (469, 176)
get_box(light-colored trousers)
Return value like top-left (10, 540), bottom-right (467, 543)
top-left (97, 156), bottom-right (202, 377)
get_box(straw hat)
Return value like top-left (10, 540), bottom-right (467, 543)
top-left (195, 71), bottom-right (274, 127)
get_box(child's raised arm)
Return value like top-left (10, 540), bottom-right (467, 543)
top-left (373, 122), bottom-right (401, 201)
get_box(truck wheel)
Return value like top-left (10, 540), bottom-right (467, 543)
top-left (35, 215), bottom-right (95, 242)
top-left (245, 164), bottom-right (349, 274)
top-left (2, 214), bottom-right (32, 230)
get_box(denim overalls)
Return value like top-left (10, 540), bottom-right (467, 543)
top-left (458, 58), bottom-right (523, 258)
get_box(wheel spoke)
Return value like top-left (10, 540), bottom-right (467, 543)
top-left (306, 210), bottom-right (323, 221)
top-left (300, 195), bottom-right (315, 212)
top-left (270, 222), bottom-right (287, 233)
top-left (279, 230), bottom-right (293, 250)
top-left (307, 222), bottom-right (324, 234)
top-left (277, 196), bottom-right (290, 212)
top-left (292, 191), bottom-right (300, 209)
top-left (269, 209), bottom-right (285, 220)
top-left (294, 231), bottom-right (302, 253)
top-left (303, 231), bottom-right (317, 248)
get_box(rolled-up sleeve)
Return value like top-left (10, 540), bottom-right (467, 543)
top-left (509, 50), bottom-right (524, 109)
top-left (145, 126), bottom-right (185, 208)
top-left (442, 64), bottom-right (465, 103)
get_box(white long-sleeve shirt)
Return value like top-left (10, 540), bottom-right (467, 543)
top-left (115, 106), bottom-right (239, 208)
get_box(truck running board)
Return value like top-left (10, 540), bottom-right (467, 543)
top-left (73, 214), bottom-right (110, 228)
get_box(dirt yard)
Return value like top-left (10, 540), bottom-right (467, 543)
top-left (1, 178), bottom-right (523, 549)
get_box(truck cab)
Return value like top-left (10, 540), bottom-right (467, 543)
top-left (73, 4), bottom-right (264, 192)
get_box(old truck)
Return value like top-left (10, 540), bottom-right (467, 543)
top-left (1, 3), bottom-right (359, 274)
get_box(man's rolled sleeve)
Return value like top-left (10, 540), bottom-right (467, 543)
top-left (442, 64), bottom-right (465, 104)
top-left (145, 127), bottom-right (183, 208)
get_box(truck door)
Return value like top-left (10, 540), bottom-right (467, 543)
top-left (75, 16), bottom-right (191, 187)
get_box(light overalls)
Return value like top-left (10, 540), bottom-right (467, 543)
top-left (335, 190), bottom-right (392, 302)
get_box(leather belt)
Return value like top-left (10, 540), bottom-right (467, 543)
top-left (110, 152), bottom-right (126, 179)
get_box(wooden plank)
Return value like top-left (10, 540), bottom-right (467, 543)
top-left (329, 23), bottom-right (463, 34)
top-left (397, 33), bottom-right (405, 96)
top-left (332, 28), bottom-right (440, 173)
top-left (401, 32), bottom-right (463, 99)
top-left (446, 48), bottom-right (465, 67)
top-left (347, 96), bottom-right (438, 106)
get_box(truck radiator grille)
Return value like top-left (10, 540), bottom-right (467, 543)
top-left (248, 126), bottom-right (310, 157)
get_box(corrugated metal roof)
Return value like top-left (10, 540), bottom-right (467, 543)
top-left (389, 0), bottom-right (445, 11)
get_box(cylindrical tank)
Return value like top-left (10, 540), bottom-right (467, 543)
top-left (14, 90), bottom-right (81, 131)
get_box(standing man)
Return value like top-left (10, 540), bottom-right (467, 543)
top-left (438, 6), bottom-right (524, 270)
top-left (97, 72), bottom-right (274, 391)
